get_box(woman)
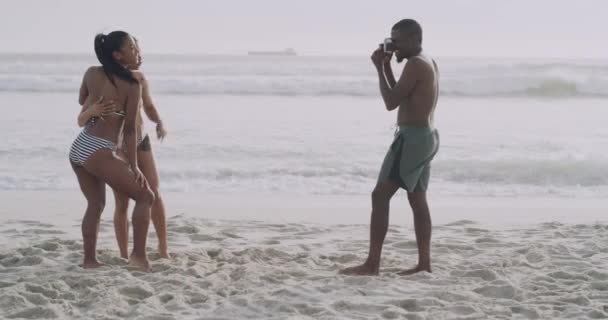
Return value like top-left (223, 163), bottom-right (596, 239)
top-left (70, 31), bottom-right (154, 271)
top-left (79, 38), bottom-right (169, 259)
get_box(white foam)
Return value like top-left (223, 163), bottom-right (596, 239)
top-left (2, 54), bottom-right (608, 97)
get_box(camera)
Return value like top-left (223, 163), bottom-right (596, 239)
top-left (383, 38), bottom-right (396, 53)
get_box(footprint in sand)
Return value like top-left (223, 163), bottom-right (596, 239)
top-left (25, 283), bottom-right (59, 299)
top-left (159, 293), bottom-right (174, 304)
top-left (447, 305), bottom-right (479, 316)
top-left (33, 241), bottom-right (60, 252)
top-left (7, 306), bottom-right (58, 319)
top-left (589, 281), bottom-right (608, 291)
top-left (392, 299), bottom-right (424, 312)
top-left (22, 292), bottom-right (49, 306)
top-left (473, 284), bottom-right (516, 299)
top-left (548, 271), bottom-right (589, 281)
top-left (459, 269), bottom-right (497, 281)
top-left (119, 286), bottom-right (154, 300)
top-left (525, 251), bottom-right (547, 264)
top-left (511, 306), bottom-right (540, 319)
top-left (0, 255), bottom-right (43, 267)
top-left (17, 247), bottom-right (44, 257)
top-left (185, 290), bottom-right (208, 304)
top-left (474, 236), bottom-right (500, 244)
top-left (0, 294), bottom-right (28, 312)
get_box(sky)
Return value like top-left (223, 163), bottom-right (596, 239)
top-left (1, 0), bottom-right (607, 59)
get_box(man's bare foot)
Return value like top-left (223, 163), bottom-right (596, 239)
top-left (397, 265), bottom-right (431, 276)
top-left (81, 260), bottom-right (104, 269)
top-left (120, 253), bottom-right (129, 260)
top-left (128, 255), bottom-right (151, 272)
top-left (339, 263), bottom-right (379, 276)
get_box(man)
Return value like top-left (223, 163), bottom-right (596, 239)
top-left (340, 19), bottom-right (440, 276)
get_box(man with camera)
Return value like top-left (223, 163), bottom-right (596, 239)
top-left (340, 19), bottom-right (440, 276)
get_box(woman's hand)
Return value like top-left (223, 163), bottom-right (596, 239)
top-left (156, 120), bottom-right (167, 141)
top-left (132, 166), bottom-right (149, 189)
top-left (89, 96), bottom-right (117, 118)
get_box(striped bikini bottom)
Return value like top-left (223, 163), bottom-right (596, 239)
top-left (69, 130), bottom-right (116, 166)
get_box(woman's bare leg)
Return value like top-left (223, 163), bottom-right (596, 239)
top-left (138, 147), bottom-right (169, 258)
top-left (71, 163), bottom-right (106, 269)
top-left (112, 189), bottom-right (130, 259)
top-left (84, 150), bottom-right (154, 271)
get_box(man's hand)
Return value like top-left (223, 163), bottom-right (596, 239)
top-left (382, 51), bottom-right (393, 66)
top-left (371, 47), bottom-right (392, 69)
top-left (371, 47), bottom-right (385, 69)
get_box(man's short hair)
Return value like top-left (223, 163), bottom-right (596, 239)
top-left (392, 19), bottom-right (422, 45)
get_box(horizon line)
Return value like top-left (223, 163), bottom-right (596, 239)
top-left (0, 51), bottom-right (606, 61)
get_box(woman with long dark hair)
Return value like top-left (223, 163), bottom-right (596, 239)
top-left (78, 37), bottom-right (169, 259)
top-left (69, 31), bottom-right (154, 271)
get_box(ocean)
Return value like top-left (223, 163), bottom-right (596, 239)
top-left (1, 53), bottom-right (607, 198)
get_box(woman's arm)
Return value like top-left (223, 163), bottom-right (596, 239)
top-left (78, 69), bottom-right (90, 106)
top-left (123, 83), bottom-right (143, 173)
top-left (77, 96), bottom-right (116, 127)
top-left (138, 73), bottom-right (167, 140)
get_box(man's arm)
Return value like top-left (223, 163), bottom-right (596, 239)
top-left (378, 59), bottom-right (420, 111)
top-left (383, 62), bottom-right (396, 88)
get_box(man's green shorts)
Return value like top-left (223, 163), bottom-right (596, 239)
top-left (377, 125), bottom-right (440, 192)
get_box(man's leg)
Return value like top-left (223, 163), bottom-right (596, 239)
top-left (398, 191), bottom-right (432, 275)
top-left (340, 180), bottom-right (400, 275)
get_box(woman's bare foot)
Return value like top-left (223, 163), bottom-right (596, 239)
top-left (128, 254), bottom-right (151, 272)
top-left (339, 263), bottom-right (379, 276)
top-left (397, 265), bottom-right (431, 276)
top-left (158, 245), bottom-right (170, 259)
top-left (81, 260), bottom-right (104, 269)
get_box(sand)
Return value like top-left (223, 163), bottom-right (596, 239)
top-left (0, 191), bottom-right (607, 319)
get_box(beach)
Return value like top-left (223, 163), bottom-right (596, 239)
top-left (1, 54), bottom-right (608, 319)
top-left (1, 191), bottom-right (607, 319)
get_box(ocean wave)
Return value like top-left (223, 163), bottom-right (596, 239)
top-left (2, 54), bottom-right (608, 98)
top-left (434, 158), bottom-right (608, 187)
top-left (2, 75), bottom-right (608, 98)
top-left (8, 157), bottom-right (607, 191)
top-left (154, 158), bottom-right (608, 188)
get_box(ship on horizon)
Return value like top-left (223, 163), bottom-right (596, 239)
top-left (247, 48), bottom-right (297, 56)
